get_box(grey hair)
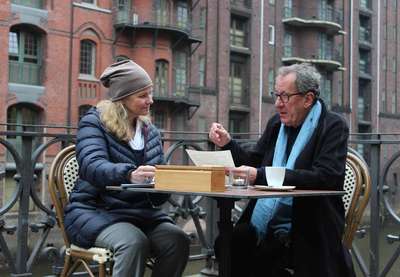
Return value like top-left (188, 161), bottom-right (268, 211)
top-left (277, 63), bottom-right (321, 96)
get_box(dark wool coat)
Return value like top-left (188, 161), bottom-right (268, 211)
top-left (224, 101), bottom-right (355, 277)
top-left (64, 108), bottom-right (172, 248)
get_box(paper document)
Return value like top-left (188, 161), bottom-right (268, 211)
top-left (186, 149), bottom-right (235, 167)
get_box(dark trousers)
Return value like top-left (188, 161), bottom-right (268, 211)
top-left (215, 223), bottom-right (292, 277)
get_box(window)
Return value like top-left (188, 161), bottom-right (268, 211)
top-left (7, 104), bottom-right (42, 161)
top-left (8, 29), bottom-right (42, 85)
top-left (199, 55), bottom-right (205, 86)
top-left (155, 0), bottom-right (170, 25)
top-left (337, 72), bottom-right (344, 106)
top-left (358, 80), bottom-right (371, 120)
top-left (283, 32), bottom-right (292, 57)
top-left (268, 25), bottom-right (275, 45)
top-left (230, 15), bottom-right (249, 48)
top-left (79, 105), bottom-right (92, 120)
top-left (11, 0), bottom-right (44, 9)
top-left (392, 90), bottom-right (397, 113)
top-left (81, 0), bottom-right (96, 4)
top-left (200, 8), bottom-right (206, 29)
top-left (229, 111), bottom-right (249, 139)
top-left (319, 33), bottom-right (333, 60)
top-left (177, 1), bottom-right (189, 29)
top-left (116, 0), bottom-right (130, 24)
top-left (320, 73), bottom-right (332, 109)
top-left (155, 60), bottom-right (169, 96)
top-left (359, 50), bottom-right (370, 74)
top-left (229, 57), bottom-right (249, 105)
top-left (359, 15), bottom-right (371, 43)
top-left (174, 51), bottom-right (187, 97)
top-left (151, 110), bottom-right (167, 130)
top-left (284, 0), bottom-right (293, 17)
top-left (268, 69), bottom-right (275, 94)
top-left (360, 0), bottom-right (370, 9)
top-left (80, 40), bottom-right (96, 76)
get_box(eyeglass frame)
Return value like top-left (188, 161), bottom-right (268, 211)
top-left (270, 91), bottom-right (306, 103)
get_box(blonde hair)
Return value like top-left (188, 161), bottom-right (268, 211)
top-left (96, 100), bottom-right (151, 141)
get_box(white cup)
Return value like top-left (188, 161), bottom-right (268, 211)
top-left (265, 166), bottom-right (286, 187)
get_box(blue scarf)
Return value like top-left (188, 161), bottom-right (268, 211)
top-left (250, 101), bottom-right (322, 241)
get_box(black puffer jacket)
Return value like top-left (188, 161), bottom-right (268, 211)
top-left (64, 108), bottom-right (171, 248)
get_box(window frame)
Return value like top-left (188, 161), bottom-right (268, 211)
top-left (79, 39), bottom-right (96, 78)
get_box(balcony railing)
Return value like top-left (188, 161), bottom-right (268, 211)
top-left (0, 127), bottom-right (399, 276)
top-left (282, 45), bottom-right (342, 70)
top-left (8, 61), bottom-right (42, 86)
top-left (114, 6), bottom-right (193, 35)
top-left (11, 0), bottom-right (44, 9)
top-left (230, 0), bottom-right (252, 10)
top-left (283, 5), bottom-right (343, 31)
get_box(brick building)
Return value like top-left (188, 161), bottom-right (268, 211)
top-left (0, 0), bottom-right (399, 165)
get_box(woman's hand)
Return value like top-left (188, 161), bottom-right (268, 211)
top-left (209, 122), bottom-right (231, 147)
top-left (129, 165), bottom-right (156, 183)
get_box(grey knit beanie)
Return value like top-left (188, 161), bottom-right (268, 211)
top-left (100, 59), bottom-right (153, 102)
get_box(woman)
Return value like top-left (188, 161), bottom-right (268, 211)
top-left (64, 60), bottom-right (190, 277)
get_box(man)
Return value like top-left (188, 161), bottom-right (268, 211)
top-left (209, 63), bottom-right (355, 277)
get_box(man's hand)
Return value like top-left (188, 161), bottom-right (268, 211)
top-left (209, 122), bottom-right (231, 147)
top-left (130, 165), bottom-right (155, 183)
top-left (226, 165), bottom-right (257, 185)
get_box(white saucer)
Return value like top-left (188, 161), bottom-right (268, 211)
top-left (253, 185), bottom-right (296, 191)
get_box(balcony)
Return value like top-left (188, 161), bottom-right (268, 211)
top-left (113, 7), bottom-right (201, 45)
top-left (153, 86), bottom-right (200, 114)
top-left (11, 0), bottom-right (44, 9)
top-left (230, 0), bottom-right (252, 11)
top-left (282, 6), bottom-right (343, 34)
top-left (282, 46), bottom-right (342, 71)
top-left (8, 61), bottom-right (42, 86)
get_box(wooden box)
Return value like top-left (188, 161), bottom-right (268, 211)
top-left (155, 165), bottom-right (226, 192)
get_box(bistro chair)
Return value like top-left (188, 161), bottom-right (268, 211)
top-left (48, 145), bottom-right (113, 277)
top-left (342, 151), bottom-right (372, 249)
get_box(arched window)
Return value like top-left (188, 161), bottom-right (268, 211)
top-left (155, 60), bottom-right (169, 96)
top-left (8, 27), bottom-right (42, 85)
top-left (80, 40), bottom-right (96, 76)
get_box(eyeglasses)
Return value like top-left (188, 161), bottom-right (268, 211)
top-left (270, 91), bottom-right (304, 103)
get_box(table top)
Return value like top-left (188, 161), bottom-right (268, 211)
top-left (107, 185), bottom-right (345, 199)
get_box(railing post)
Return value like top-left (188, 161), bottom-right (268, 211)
top-left (13, 135), bottom-right (34, 277)
top-left (369, 134), bottom-right (381, 277)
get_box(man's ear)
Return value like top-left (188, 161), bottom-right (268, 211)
top-left (304, 92), bottom-right (315, 109)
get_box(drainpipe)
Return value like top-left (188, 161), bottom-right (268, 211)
top-left (216, 0), bottom-right (220, 123)
top-left (376, 0), bottom-right (381, 132)
top-left (258, 0), bottom-right (264, 135)
top-left (349, 0), bottom-right (353, 133)
top-left (67, 1), bottom-right (74, 130)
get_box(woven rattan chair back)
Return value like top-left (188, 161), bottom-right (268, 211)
top-left (342, 151), bottom-right (372, 249)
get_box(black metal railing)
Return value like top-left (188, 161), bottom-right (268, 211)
top-left (283, 5), bottom-right (343, 26)
top-left (0, 126), bottom-right (400, 277)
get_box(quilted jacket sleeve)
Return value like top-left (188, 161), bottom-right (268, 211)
top-left (76, 112), bottom-right (135, 188)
